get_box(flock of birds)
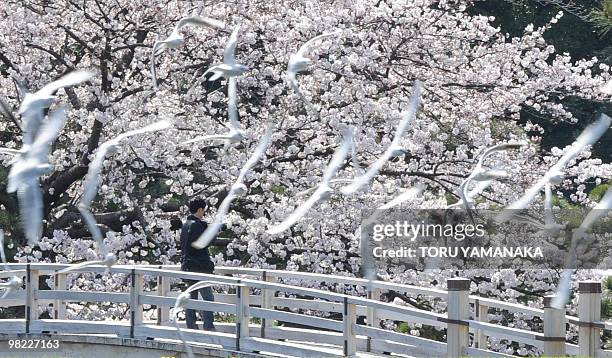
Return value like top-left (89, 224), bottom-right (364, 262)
top-left (0, 11), bottom-right (610, 353)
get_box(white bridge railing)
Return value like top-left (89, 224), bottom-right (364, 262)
top-left (0, 263), bottom-right (611, 357)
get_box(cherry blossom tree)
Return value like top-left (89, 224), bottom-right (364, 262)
top-left (0, 0), bottom-right (610, 354)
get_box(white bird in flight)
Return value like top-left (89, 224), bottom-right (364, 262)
top-left (201, 25), bottom-right (249, 81)
top-left (191, 124), bottom-right (274, 249)
top-left (0, 230), bottom-right (22, 299)
top-left (151, 15), bottom-right (225, 89)
top-left (341, 81), bottom-right (423, 195)
top-left (7, 107), bottom-right (68, 245)
top-left (550, 185), bottom-right (612, 309)
top-left (18, 70), bottom-right (92, 148)
top-left (447, 179), bottom-right (493, 209)
top-left (59, 120), bottom-right (172, 274)
top-left (287, 32), bottom-right (340, 111)
top-left (497, 113), bottom-right (612, 223)
top-left (457, 142), bottom-right (526, 210)
top-left (268, 128), bottom-right (353, 235)
top-left (180, 77), bottom-right (245, 150)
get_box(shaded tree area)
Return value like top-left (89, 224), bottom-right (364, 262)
top-left (470, 0), bottom-right (612, 160)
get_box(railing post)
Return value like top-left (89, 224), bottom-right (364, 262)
top-left (260, 271), bottom-right (276, 338)
top-left (25, 265), bottom-right (40, 333)
top-left (54, 272), bottom-right (67, 320)
top-left (366, 286), bottom-right (381, 352)
top-left (129, 268), bottom-right (143, 338)
top-left (578, 281), bottom-right (602, 358)
top-left (543, 295), bottom-right (566, 357)
top-left (474, 299), bottom-right (488, 349)
top-left (156, 269), bottom-right (170, 326)
top-left (446, 278), bottom-right (470, 358)
top-left (343, 297), bottom-right (357, 357)
top-left (236, 283), bottom-right (250, 351)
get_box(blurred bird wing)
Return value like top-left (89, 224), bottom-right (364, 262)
top-left (551, 269), bottom-right (573, 309)
top-left (477, 142), bottom-right (526, 167)
top-left (555, 114), bottom-right (611, 169)
top-left (497, 175), bottom-right (548, 222)
top-left (38, 70), bottom-right (93, 97)
top-left (29, 106), bottom-right (67, 159)
top-left (236, 124), bottom-right (274, 183)
top-left (342, 82), bottom-right (421, 195)
top-left (184, 281), bottom-right (214, 294)
top-left (80, 142), bottom-right (115, 207)
top-left (191, 192), bottom-right (235, 249)
top-left (78, 206), bottom-right (108, 256)
top-left (296, 32), bottom-right (339, 57)
top-left (287, 74), bottom-right (313, 110)
top-left (321, 129), bottom-right (352, 184)
top-left (116, 119), bottom-right (172, 142)
top-left (153, 41), bottom-right (168, 56)
top-left (223, 25), bottom-right (241, 64)
top-left (57, 259), bottom-right (104, 274)
top-left (267, 188), bottom-right (324, 235)
top-left (0, 230), bottom-right (9, 272)
top-left (176, 16), bottom-right (225, 31)
top-left (0, 286), bottom-right (14, 299)
top-left (0, 148), bottom-right (20, 156)
top-left (181, 134), bottom-right (229, 145)
top-left (342, 152), bottom-right (388, 195)
top-left (379, 185), bottom-right (424, 210)
top-left (391, 80), bottom-right (422, 141)
top-left (228, 77), bottom-right (241, 131)
top-left (500, 114), bottom-right (611, 221)
top-left (18, 179), bottom-right (43, 245)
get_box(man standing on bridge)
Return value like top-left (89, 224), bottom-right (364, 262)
top-left (180, 199), bottom-right (225, 331)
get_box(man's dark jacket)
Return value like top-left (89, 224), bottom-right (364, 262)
top-left (180, 215), bottom-right (215, 273)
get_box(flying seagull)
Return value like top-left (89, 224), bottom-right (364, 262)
top-left (179, 77), bottom-right (245, 149)
top-left (0, 230), bottom-right (22, 299)
top-left (341, 81), bottom-right (423, 195)
top-left (447, 179), bottom-right (493, 209)
top-left (18, 70), bottom-right (92, 148)
top-left (268, 128), bottom-right (353, 235)
top-left (191, 124), bottom-right (274, 249)
top-left (457, 142), bottom-right (526, 210)
top-left (151, 15), bottom-right (225, 89)
top-left (497, 113), bottom-right (612, 223)
top-left (550, 185), bottom-right (612, 309)
top-left (7, 107), bottom-right (68, 245)
top-left (59, 120), bottom-right (172, 274)
top-left (201, 25), bottom-right (249, 81)
top-left (287, 32), bottom-right (340, 111)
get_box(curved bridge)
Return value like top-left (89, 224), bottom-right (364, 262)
top-left (0, 264), bottom-right (610, 357)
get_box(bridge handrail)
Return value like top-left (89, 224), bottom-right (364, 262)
top-left (0, 263), bottom-right (608, 357)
